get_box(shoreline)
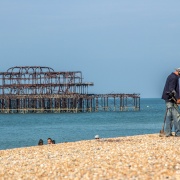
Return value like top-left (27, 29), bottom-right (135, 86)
top-left (1, 133), bottom-right (180, 179)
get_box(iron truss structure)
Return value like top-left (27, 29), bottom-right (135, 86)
top-left (0, 66), bottom-right (140, 113)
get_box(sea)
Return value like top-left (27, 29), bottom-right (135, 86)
top-left (0, 98), bottom-right (166, 150)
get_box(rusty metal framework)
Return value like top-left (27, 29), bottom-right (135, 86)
top-left (0, 66), bottom-right (140, 113)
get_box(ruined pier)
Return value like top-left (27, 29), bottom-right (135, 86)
top-left (0, 66), bottom-right (140, 113)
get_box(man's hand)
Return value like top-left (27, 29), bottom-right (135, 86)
top-left (177, 99), bottom-right (180, 104)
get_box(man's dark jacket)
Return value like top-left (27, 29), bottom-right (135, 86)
top-left (162, 72), bottom-right (179, 102)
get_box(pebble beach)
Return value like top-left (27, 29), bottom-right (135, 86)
top-left (1, 134), bottom-right (180, 179)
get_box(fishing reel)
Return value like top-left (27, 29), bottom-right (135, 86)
top-left (166, 91), bottom-right (177, 103)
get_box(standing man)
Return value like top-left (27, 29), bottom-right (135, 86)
top-left (162, 68), bottom-right (180, 137)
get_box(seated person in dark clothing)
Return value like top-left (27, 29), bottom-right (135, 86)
top-left (38, 139), bottom-right (43, 145)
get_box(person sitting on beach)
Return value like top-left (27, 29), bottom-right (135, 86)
top-left (52, 140), bottom-right (55, 144)
top-left (47, 138), bottom-right (53, 144)
top-left (38, 139), bottom-right (43, 145)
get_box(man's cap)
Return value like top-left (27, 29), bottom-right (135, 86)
top-left (175, 68), bottom-right (180, 72)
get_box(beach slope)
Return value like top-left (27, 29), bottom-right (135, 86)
top-left (0, 134), bottom-right (180, 179)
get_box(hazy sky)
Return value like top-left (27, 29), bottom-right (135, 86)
top-left (0, 1), bottom-right (180, 98)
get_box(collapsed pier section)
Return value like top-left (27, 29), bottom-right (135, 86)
top-left (0, 66), bottom-right (140, 113)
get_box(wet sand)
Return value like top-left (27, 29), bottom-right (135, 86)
top-left (0, 134), bottom-right (180, 179)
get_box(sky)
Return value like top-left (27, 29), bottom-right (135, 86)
top-left (0, 0), bottom-right (180, 98)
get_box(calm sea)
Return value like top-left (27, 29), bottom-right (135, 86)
top-left (0, 98), bottom-right (166, 150)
